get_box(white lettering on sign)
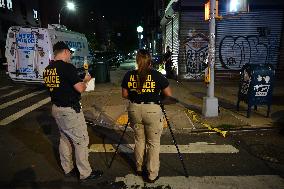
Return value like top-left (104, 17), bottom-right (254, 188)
top-left (33, 9), bottom-right (38, 19)
top-left (257, 75), bottom-right (270, 84)
top-left (254, 84), bottom-right (270, 97)
top-left (0, 0), bottom-right (13, 10)
top-left (7, 0), bottom-right (12, 9)
top-left (0, 0), bottom-right (5, 8)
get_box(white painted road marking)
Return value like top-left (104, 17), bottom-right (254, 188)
top-left (0, 88), bottom-right (25, 98)
top-left (89, 142), bottom-right (239, 154)
top-left (0, 90), bottom-right (46, 109)
top-left (115, 174), bottom-right (284, 189)
top-left (0, 97), bottom-right (51, 126)
top-left (0, 86), bottom-right (12, 90)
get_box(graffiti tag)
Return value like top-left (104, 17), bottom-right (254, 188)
top-left (184, 33), bottom-right (208, 78)
top-left (254, 84), bottom-right (270, 97)
top-left (219, 35), bottom-right (278, 70)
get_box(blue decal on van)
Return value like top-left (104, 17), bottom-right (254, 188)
top-left (16, 33), bottom-right (35, 44)
top-left (65, 41), bottom-right (86, 50)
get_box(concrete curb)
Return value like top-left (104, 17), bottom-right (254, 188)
top-left (85, 116), bottom-right (280, 135)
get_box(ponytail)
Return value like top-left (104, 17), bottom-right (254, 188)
top-left (136, 49), bottom-right (151, 92)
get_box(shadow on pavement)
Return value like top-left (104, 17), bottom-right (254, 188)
top-left (9, 167), bottom-right (40, 189)
top-left (271, 110), bottom-right (284, 134)
top-left (89, 124), bottom-right (136, 173)
top-left (272, 95), bottom-right (284, 105)
top-left (35, 107), bottom-right (62, 171)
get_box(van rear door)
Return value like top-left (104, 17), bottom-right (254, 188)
top-left (6, 27), bottom-right (42, 82)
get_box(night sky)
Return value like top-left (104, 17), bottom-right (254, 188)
top-left (57, 0), bottom-right (153, 51)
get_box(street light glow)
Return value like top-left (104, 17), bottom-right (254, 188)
top-left (137, 26), bottom-right (143, 33)
top-left (66, 2), bottom-right (75, 11)
top-left (229, 0), bottom-right (239, 12)
top-left (59, 1), bottom-right (76, 25)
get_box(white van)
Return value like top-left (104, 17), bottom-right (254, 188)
top-left (5, 24), bottom-right (92, 83)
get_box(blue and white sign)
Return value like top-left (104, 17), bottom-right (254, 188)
top-left (65, 41), bottom-right (86, 51)
top-left (16, 33), bottom-right (36, 55)
top-left (17, 33), bottom-right (36, 44)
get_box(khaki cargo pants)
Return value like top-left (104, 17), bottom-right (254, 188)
top-left (52, 104), bottom-right (92, 179)
top-left (128, 103), bottom-right (164, 180)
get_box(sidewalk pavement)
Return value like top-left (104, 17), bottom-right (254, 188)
top-left (81, 69), bottom-right (284, 135)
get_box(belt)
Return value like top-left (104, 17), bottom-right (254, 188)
top-left (54, 103), bottom-right (71, 107)
top-left (53, 103), bottom-right (81, 113)
top-left (131, 101), bottom-right (160, 105)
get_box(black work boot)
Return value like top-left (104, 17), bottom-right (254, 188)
top-left (65, 169), bottom-right (78, 178)
top-left (80, 170), bottom-right (103, 183)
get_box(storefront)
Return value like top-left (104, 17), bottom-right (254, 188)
top-left (0, 0), bottom-right (41, 65)
top-left (161, 0), bottom-right (284, 80)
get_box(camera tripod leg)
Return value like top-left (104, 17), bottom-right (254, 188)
top-left (108, 121), bottom-right (129, 168)
top-left (160, 103), bottom-right (189, 178)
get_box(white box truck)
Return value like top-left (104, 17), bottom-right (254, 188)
top-left (5, 24), bottom-right (92, 83)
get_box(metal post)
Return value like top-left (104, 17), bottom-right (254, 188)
top-left (138, 34), bottom-right (142, 49)
top-left (58, 12), bottom-right (61, 25)
top-left (58, 6), bottom-right (65, 25)
top-left (202, 0), bottom-right (219, 117)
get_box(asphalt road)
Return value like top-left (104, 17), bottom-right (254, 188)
top-left (0, 69), bottom-right (284, 189)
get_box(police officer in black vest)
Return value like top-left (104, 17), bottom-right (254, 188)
top-left (43, 41), bottom-right (103, 182)
top-left (121, 49), bottom-right (172, 183)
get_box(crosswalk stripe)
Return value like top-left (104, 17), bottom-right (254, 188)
top-left (115, 174), bottom-right (284, 189)
top-left (0, 90), bottom-right (46, 109)
top-left (0, 88), bottom-right (25, 98)
top-left (89, 142), bottom-right (239, 154)
top-left (0, 86), bottom-right (12, 90)
top-left (0, 97), bottom-right (51, 126)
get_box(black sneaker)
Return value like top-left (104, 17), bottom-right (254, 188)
top-left (65, 169), bottom-right (77, 178)
top-left (80, 170), bottom-right (103, 183)
top-left (146, 175), bottom-right (159, 183)
top-left (136, 168), bottom-right (148, 177)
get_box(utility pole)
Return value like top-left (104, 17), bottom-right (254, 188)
top-left (137, 26), bottom-right (143, 49)
top-left (202, 0), bottom-right (219, 117)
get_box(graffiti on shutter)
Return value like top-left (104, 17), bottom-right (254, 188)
top-left (219, 34), bottom-right (279, 70)
top-left (184, 32), bottom-right (208, 79)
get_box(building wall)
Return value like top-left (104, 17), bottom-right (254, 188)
top-left (178, 10), bottom-right (209, 79)
top-left (180, 0), bottom-right (206, 7)
top-left (216, 10), bottom-right (284, 71)
top-left (162, 0), bottom-right (284, 80)
top-left (276, 12), bottom-right (284, 79)
top-left (145, 0), bottom-right (165, 55)
top-left (0, 0), bottom-right (41, 62)
top-left (164, 13), bottom-right (179, 75)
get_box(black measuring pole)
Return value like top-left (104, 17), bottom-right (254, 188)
top-left (108, 120), bottom-right (129, 169)
top-left (160, 103), bottom-right (189, 178)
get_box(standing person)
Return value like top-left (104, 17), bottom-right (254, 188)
top-left (121, 49), bottom-right (172, 183)
top-left (43, 41), bottom-right (103, 182)
top-left (163, 46), bottom-right (173, 79)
